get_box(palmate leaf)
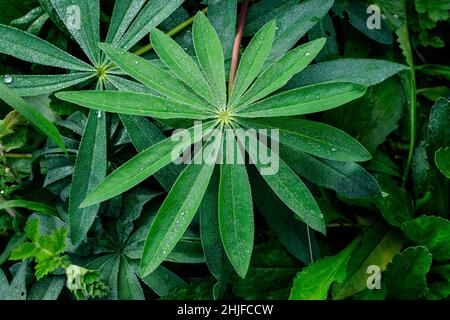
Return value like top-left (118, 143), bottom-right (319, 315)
top-left (55, 91), bottom-right (212, 120)
top-left (236, 82), bottom-right (367, 118)
top-left (79, 121), bottom-right (216, 208)
top-left (240, 118), bottom-right (372, 162)
top-left (218, 136), bottom-right (254, 278)
top-left (0, 24), bottom-right (93, 71)
top-left (141, 131), bottom-right (222, 277)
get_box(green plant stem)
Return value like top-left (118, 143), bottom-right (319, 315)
top-left (228, 0), bottom-right (250, 97)
top-left (132, 7), bottom-right (209, 57)
top-left (4, 153), bottom-right (33, 159)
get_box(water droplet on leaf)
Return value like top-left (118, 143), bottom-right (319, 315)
top-left (3, 75), bottom-right (13, 84)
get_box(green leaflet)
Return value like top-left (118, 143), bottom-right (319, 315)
top-left (141, 131), bottom-right (222, 277)
top-left (233, 38), bottom-right (326, 109)
top-left (250, 168), bottom-right (319, 264)
top-left (0, 83), bottom-right (65, 150)
top-left (286, 59), bottom-right (408, 88)
top-left (236, 82), bottom-right (367, 118)
top-left (207, 0), bottom-right (237, 60)
top-left (290, 239), bottom-right (359, 300)
top-left (117, 0), bottom-right (184, 51)
top-left (240, 118), bottom-right (372, 162)
top-left (428, 97), bottom-right (450, 150)
top-left (6, 73), bottom-right (95, 97)
top-left (119, 114), bottom-right (181, 191)
top-left (56, 91), bottom-right (212, 120)
top-left (281, 147), bottom-right (380, 199)
top-left (229, 20), bottom-right (276, 105)
top-left (267, 0), bottom-right (334, 62)
top-left (333, 223), bottom-right (405, 299)
top-left (150, 28), bottom-right (218, 108)
top-left (193, 12), bottom-right (227, 108)
top-left (218, 136), bottom-right (254, 278)
top-left (235, 129), bottom-right (325, 234)
top-left (0, 24), bottom-right (93, 71)
top-left (401, 216), bottom-right (450, 262)
top-left (435, 148), bottom-right (450, 178)
top-left (0, 200), bottom-right (57, 217)
top-left (80, 121), bottom-right (216, 208)
top-left (199, 169), bottom-right (225, 279)
top-left (105, 0), bottom-right (146, 46)
top-left (50, 0), bottom-right (100, 65)
top-left (100, 43), bottom-right (210, 110)
top-left (69, 110), bottom-right (107, 246)
top-left (385, 246), bottom-right (432, 300)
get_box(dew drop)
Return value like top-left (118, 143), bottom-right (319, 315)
top-left (331, 147), bottom-right (338, 152)
top-left (305, 52), bottom-right (311, 57)
top-left (3, 75), bottom-right (13, 84)
top-left (97, 111), bottom-right (102, 118)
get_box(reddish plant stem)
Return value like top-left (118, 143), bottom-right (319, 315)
top-left (228, 0), bottom-right (250, 97)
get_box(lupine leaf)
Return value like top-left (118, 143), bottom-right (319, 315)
top-left (150, 28), bottom-right (218, 107)
top-left (236, 82), bottom-right (367, 118)
top-left (69, 110), bottom-right (107, 246)
top-left (218, 136), bottom-right (254, 278)
top-left (141, 132), bottom-right (222, 277)
top-left (56, 91), bottom-right (212, 119)
top-left (0, 24), bottom-right (93, 71)
top-left (229, 20), bottom-right (276, 106)
top-left (193, 12), bottom-right (227, 108)
top-left (80, 121), bottom-right (216, 208)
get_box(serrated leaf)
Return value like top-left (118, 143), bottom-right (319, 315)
top-left (193, 12), bottom-right (227, 108)
top-left (69, 110), bottom-right (107, 245)
top-left (401, 216), bottom-right (450, 261)
top-left (385, 246), bottom-right (432, 300)
top-left (229, 20), bottom-right (276, 106)
top-left (0, 83), bottom-right (65, 150)
top-left (56, 91), bottom-right (212, 119)
top-left (289, 239), bottom-right (359, 300)
top-left (0, 24), bottom-right (93, 71)
top-left (236, 82), bottom-right (367, 118)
